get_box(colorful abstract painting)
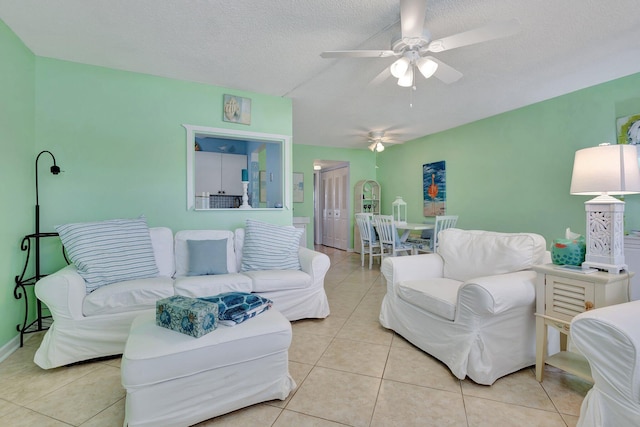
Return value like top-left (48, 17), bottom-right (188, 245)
top-left (617, 113), bottom-right (640, 145)
top-left (423, 161), bottom-right (446, 217)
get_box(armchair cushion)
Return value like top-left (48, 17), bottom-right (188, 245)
top-left (397, 278), bottom-right (463, 321)
top-left (56, 216), bottom-right (159, 294)
top-left (438, 228), bottom-right (546, 282)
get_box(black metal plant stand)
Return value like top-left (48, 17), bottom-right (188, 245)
top-left (13, 232), bottom-right (68, 346)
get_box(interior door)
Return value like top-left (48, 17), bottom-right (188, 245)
top-left (322, 172), bottom-right (335, 247)
top-left (320, 166), bottom-right (349, 250)
top-left (333, 167), bottom-right (349, 250)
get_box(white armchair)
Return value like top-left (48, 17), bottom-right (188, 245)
top-left (379, 228), bottom-right (549, 385)
top-left (571, 300), bottom-right (640, 427)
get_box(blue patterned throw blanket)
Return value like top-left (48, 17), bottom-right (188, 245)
top-left (199, 292), bottom-right (272, 326)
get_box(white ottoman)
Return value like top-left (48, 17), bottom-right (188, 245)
top-left (121, 309), bottom-right (295, 427)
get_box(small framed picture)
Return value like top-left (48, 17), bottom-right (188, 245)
top-left (223, 94), bottom-right (251, 125)
top-left (293, 172), bottom-right (304, 203)
top-left (259, 170), bottom-right (267, 203)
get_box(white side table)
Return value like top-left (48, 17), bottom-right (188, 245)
top-left (533, 264), bottom-right (632, 382)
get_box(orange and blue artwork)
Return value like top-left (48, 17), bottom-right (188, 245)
top-left (423, 161), bottom-right (446, 217)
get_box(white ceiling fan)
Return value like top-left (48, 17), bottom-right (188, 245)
top-left (321, 0), bottom-right (520, 88)
top-left (367, 131), bottom-right (400, 152)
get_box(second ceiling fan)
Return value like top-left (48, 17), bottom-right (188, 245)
top-left (321, 0), bottom-right (520, 87)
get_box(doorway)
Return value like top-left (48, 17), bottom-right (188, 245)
top-left (314, 162), bottom-right (350, 250)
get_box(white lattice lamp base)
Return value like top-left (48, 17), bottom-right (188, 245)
top-left (582, 195), bottom-right (627, 274)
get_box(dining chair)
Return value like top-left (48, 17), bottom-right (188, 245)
top-left (372, 215), bottom-right (413, 259)
top-left (355, 213), bottom-right (382, 269)
top-left (414, 215), bottom-right (459, 253)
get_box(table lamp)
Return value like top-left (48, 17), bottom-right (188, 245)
top-left (570, 143), bottom-right (640, 273)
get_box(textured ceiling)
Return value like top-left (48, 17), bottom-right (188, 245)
top-left (2, 0), bottom-right (639, 150)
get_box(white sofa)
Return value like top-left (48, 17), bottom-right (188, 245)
top-left (571, 300), bottom-right (640, 427)
top-left (34, 227), bottom-right (330, 369)
top-left (379, 228), bottom-right (549, 385)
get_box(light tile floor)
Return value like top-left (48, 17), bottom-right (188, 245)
top-left (0, 246), bottom-right (592, 426)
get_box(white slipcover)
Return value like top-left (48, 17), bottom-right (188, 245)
top-left (379, 228), bottom-right (549, 385)
top-left (571, 300), bottom-right (640, 427)
top-left (34, 226), bottom-right (330, 369)
top-left (122, 310), bottom-right (295, 427)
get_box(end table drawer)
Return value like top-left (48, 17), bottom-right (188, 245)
top-left (545, 275), bottom-right (595, 322)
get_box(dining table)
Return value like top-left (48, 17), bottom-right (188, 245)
top-left (394, 222), bottom-right (434, 242)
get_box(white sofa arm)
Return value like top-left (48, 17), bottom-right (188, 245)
top-left (381, 254), bottom-right (445, 287)
top-left (458, 270), bottom-right (537, 316)
top-left (298, 247), bottom-right (330, 286)
top-left (35, 265), bottom-right (87, 320)
top-left (571, 301), bottom-right (640, 413)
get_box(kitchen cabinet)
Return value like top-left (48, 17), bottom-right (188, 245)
top-left (195, 152), bottom-right (247, 196)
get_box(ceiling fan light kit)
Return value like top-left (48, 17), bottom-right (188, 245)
top-left (390, 57), bottom-right (410, 78)
top-left (417, 57), bottom-right (438, 79)
top-left (397, 66), bottom-right (414, 87)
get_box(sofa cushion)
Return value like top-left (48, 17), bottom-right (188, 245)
top-left (56, 216), bottom-right (159, 294)
top-left (187, 239), bottom-right (229, 276)
top-left (82, 276), bottom-right (174, 316)
top-left (173, 273), bottom-right (253, 298)
top-left (241, 219), bottom-right (302, 271)
top-left (149, 227), bottom-right (175, 277)
top-left (174, 230), bottom-right (237, 276)
top-left (397, 278), bottom-right (463, 321)
top-left (438, 228), bottom-right (547, 282)
top-left (242, 270), bottom-right (311, 292)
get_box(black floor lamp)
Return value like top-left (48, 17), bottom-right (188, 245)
top-left (35, 150), bottom-right (61, 278)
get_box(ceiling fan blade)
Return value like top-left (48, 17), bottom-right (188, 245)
top-left (426, 18), bottom-right (520, 53)
top-left (321, 50), bottom-right (395, 58)
top-left (400, 0), bottom-right (428, 40)
top-left (369, 66), bottom-right (392, 86)
top-left (426, 56), bottom-right (463, 84)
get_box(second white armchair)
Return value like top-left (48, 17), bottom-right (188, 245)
top-left (380, 228), bottom-right (549, 385)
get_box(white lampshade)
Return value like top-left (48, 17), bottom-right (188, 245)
top-left (570, 143), bottom-right (640, 273)
top-left (397, 67), bottom-right (414, 87)
top-left (570, 144), bottom-right (640, 195)
top-left (417, 57), bottom-right (438, 79)
top-left (376, 142), bottom-right (385, 152)
top-left (390, 57), bottom-right (410, 78)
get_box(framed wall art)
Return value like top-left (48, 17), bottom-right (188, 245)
top-left (617, 113), bottom-right (640, 145)
top-left (293, 172), bottom-right (304, 203)
top-left (259, 170), bottom-right (267, 203)
top-left (423, 161), bottom-right (446, 216)
top-left (223, 94), bottom-right (251, 125)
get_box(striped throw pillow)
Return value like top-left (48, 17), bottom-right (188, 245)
top-left (56, 217), bottom-right (159, 294)
top-left (241, 219), bottom-right (302, 271)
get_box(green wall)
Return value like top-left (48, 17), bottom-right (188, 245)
top-left (0, 20), bottom-right (35, 351)
top-left (292, 145), bottom-right (377, 247)
top-left (34, 58), bottom-right (293, 272)
top-left (376, 72), bottom-right (640, 247)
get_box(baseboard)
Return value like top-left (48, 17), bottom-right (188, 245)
top-left (0, 335), bottom-right (20, 364)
